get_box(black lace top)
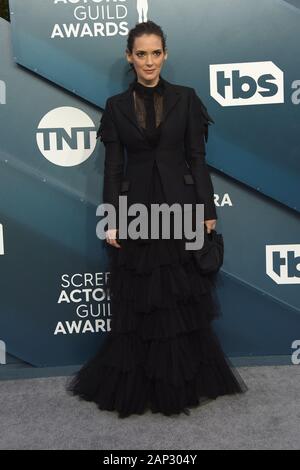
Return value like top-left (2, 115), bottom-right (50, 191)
top-left (131, 76), bottom-right (165, 147)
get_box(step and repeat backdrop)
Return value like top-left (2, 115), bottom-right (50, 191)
top-left (0, 0), bottom-right (299, 367)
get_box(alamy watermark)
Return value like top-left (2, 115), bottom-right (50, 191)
top-left (0, 340), bottom-right (6, 365)
top-left (96, 196), bottom-right (207, 250)
top-left (291, 340), bottom-right (300, 365)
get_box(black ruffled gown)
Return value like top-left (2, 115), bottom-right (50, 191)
top-left (66, 77), bottom-right (248, 418)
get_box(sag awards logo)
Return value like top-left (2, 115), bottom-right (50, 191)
top-left (54, 272), bottom-right (112, 335)
top-left (52, 0), bottom-right (150, 38)
top-left (266, 244), bottom-right (300, 284)
top-left (210, 61), bottom-right (284, 106)
top-left (36, 106), bottom-right (97, 166)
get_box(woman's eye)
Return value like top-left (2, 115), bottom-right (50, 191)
top-left (137, 52), bottom-right (161, 58)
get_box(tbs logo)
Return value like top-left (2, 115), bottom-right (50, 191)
top-left (0, 223), bottom-right (4, 255)
top-left (266, 244), bottom-right (300, 284)
top-left (0, 80), bottom-right (6, 105)
top-left (210, 61), bottom-right (284, 106)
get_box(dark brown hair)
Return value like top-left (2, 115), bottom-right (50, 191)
top-left (126, 21), bottom-right (167, 76)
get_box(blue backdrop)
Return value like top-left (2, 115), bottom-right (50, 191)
top-left (0, 0), bottom-right (299, 366)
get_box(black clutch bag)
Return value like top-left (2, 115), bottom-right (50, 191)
top-left (192, 226), bottom-right (224, 274)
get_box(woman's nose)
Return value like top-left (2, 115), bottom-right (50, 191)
top-left (146, 56), bottom-right (153, 65)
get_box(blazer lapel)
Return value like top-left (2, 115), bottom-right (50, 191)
top-left (116, 77), bottom-right (181, 139)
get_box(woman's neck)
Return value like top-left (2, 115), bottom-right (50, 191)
top-left (136, 76), bottom-right (161, 88)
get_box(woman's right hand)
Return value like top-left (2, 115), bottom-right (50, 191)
top-left (105, 228), bottom-right (121, 248)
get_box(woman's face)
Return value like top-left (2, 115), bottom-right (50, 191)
top-left (126, 34), bottom-right (168, 85)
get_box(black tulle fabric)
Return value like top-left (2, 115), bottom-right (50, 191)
top-left (66, 77), bottom-right (248, 418)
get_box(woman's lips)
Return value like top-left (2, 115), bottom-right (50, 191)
top-left (145, 70), bottom-right (155, 73)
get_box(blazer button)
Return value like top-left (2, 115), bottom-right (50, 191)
top-left (183, 173), bottom-right (195, 185)
top-left (120, 179), bottom-right (131, 192)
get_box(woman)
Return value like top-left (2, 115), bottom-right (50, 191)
top-left (67, 21), bottom-right (248, 418)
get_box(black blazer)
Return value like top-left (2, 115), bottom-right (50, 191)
top-left (97, 77), bottom-right (217, 222)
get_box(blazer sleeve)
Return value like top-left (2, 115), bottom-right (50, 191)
top-left (184, 88), bottom-right (217, 221)
top-left (97, 98), bottom-right (125, 224)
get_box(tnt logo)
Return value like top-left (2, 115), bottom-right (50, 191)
top-left (36, 106), bottom-right (97, 167)
top-left (0, 340), bottom-right (6, 365)
top-left (266, 244), bottom-right (300, 284)
top-left (210, 61), bottom-right (284, 106)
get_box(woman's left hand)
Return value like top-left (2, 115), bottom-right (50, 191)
top-left (204, 219), bottom-right (217, 233)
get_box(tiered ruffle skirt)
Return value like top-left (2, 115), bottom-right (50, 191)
top-left (66, 162), bottom-right (247, 417)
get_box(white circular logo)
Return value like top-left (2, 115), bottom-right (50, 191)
top-left (36, 106), bottom-right (97, 167)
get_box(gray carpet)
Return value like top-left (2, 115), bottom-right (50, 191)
top-left (0, 365), bottom-right (299, 450)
